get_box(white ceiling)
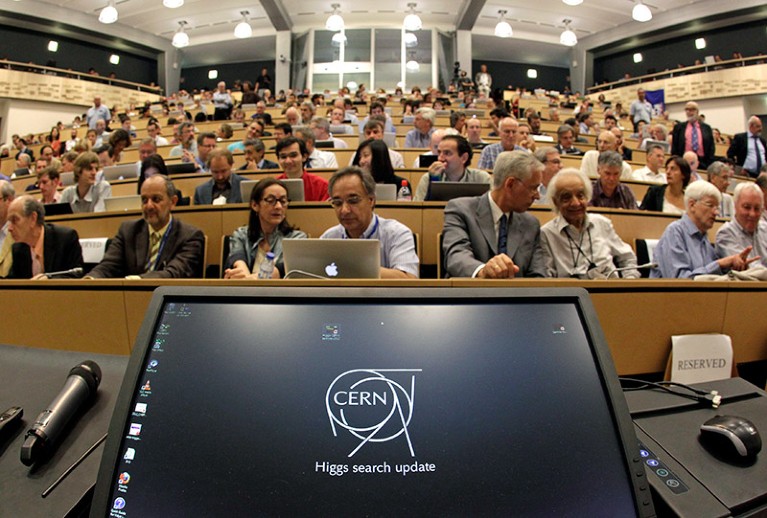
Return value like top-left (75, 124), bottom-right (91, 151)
top-left (17, 0), bottom-right (764, 68)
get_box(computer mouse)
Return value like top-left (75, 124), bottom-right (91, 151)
top-left (700, 415), bottom-right (762, 460)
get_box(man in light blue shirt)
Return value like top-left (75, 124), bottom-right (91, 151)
top-left (651, 181), bottom-right (758, 278)
top-left (404, 107), bottom-right (436, 149)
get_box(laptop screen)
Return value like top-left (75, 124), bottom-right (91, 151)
top-left (92, 287), bottom-right (651, 517)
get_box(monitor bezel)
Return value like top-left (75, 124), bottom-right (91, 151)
top-left (91, 286), bottom-right (653, 517)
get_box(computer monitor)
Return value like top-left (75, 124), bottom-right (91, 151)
top-left (91, 287), bottom-right (653, 516)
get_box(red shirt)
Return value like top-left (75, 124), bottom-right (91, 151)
top-left (277, 171), bottom-right (330, 202)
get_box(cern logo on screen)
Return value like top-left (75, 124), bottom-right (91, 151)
top-left (326, 369), bottom-right (421, 458)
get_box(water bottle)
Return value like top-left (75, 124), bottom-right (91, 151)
top-left (257, 251), bottom-right (276, 279)
top-left (397, 180), bottom-right (412, 201)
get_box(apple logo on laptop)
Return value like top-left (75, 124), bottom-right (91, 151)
top-left (325, 262), bottom-right (339, 277)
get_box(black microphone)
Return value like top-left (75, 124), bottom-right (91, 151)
top-left (45, 267), bottom-right (84, 279)
top-left (20, 361), bottom-right (102, 466)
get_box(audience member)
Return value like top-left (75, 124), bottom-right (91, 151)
top-left (533, 147), bottom-right (563, 202)
top-left (59, 152), bottom-right (112, 212)
top-left (275, 137), bottom-right (329, 201)
top-left (352, 139), bottom-right (409, 190)
top-left (540, 169), bottom-right (639, 278)
top-left (169, 122), bottom-right (197, 157)
top-left (466, 117), bottom-right (487, 149)
top-left (716, 182), bottom-right (767, 268)
top-left (554, 124), bottom-right (584, 155)
top-left (88, 175), bottom-right (204, 279)
top-left (224, 178), bottom-right (306, 279)
top-left (589, 151), bottom-right (637, 209)
top-left (404, 107), bottom-right (436, 148)
top-left (631, 144), bottom-right (667, 184)
top-left (651, 181), bottom-right (758, 278)
top-left (321, 167), bottom-right (419, 278)
top-left (671, 101), bottom-right (715, 168)
top-left (581, 131), bottom-right (632, 178)
top-left (361, 120), bottom-right (404, 168)
top-left (37, 167), bottom-right (61, 204)
top-left (194, 132), bottom-right (218, 173)
top-left (310, 117), bottom-right (348, 148)
top-left (212, 81), bottom-right (233, 120)
top-left (193, 149), bottom-right (244, 205)
top-left (414, 135), bottom-right (490, 201)
top-left (294, 127), bottom-right (338, 169)
top-left (640, 155), bottom-right (690, 213)
top-left (0, 181), bottom-right (15, 277)
top-left (442, 150), bottom-right (545, 278)
top-left (629, 88), bottom-right (652, 132)
top-left (239, 139), bottom-right (278, 171)
top-left (86, 96), bottom-right (111, 129)
top-left (6, 195), bottom-right (83, 279)
top-left (478, 117), bottom-right (523, 170)
top-left (727, 116), bottom-right (766, 177)
top-left (707, 161), bottom-right (734, 218)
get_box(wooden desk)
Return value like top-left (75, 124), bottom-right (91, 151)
top-left (2, 279), bottom-right (765, 379)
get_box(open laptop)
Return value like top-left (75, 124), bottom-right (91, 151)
top-left (374, 183), bottom-right (397, 201)
top-left (642, 139), bottom-right (670, 152)
top-left (282, 239), bottom-right (380, 278)
top-left (240, 178), bottom-right (305, 204)
top-left (101, 164), bottom-right (138, 182)
top-left (60, 172), bottom-right (75, 186)
top-left (105, 195), bottom-right (141, 212)
top-left (429, 181), bottom-right (490, 201)
top-left (165, 163), bottom-right (197, 176)
top-left (42, 202), bottom-right (73, 216)
top-left (89, 287), bottom-right (654, 516)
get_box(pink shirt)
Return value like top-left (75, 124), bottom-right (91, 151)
top-left (684, 121), bottom-right (704, 157)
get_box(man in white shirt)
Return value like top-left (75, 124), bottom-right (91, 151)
top-left (147, 121), bottom-right (169, 146)
top-left (716, 182), bottom-right (767, 268)
top-left (295, 128), bottom-right (338, 169)
top-left (631, 144), bottom-right (667, 184)
top-left (707, 161), bottom-right (735, 219)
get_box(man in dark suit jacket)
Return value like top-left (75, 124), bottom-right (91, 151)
top-left (6, 196), bottom-right (83, 278)
top-left (194, 149), bottom-right (245, 205)
top-left (727, 116), bottom-right (766, 177)
top-left (442, 150), bottom-right (545, 278)
top-left (670, 101), bottom-right (715, 169)
top-left (88, 175), bottom-right (204, 279)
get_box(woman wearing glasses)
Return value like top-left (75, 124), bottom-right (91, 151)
top-left (223, 178), bottom-right (306, 279)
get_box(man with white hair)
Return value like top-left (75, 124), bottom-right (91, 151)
top-left (310, 116), bottom-right (348, 148)
top-left (716, 182), bottom-right (767, 268)
top-left (631, 144), bottom-right (667, 184)
top-left (299, 101), bottom-right (316, 125)
top-left (580, 131), bottom-right (632, 179)
top-left (404, 107), bottom-right (436, 148)
top-left (727, 116), bottom-right (766, 177)
top-left (707, 161), bottom-right (734, 218)
top-left (651, 181), bottom-right (758, 278)
top-left (540, 168), bottom-right (639, 278)
top-left (477, 117), bottom-right (525, 170)
top-left (212, 81), bottom-right (233, 120)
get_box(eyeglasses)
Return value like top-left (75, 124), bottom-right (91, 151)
top-left (330, 196), bottom-right (365, 208)
top-left (261, 196), bottom-right (289, 206)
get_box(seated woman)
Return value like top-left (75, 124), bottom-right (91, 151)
top-left (640, 155), bottom-right (691, 214)
top-left (352, 139), bottom-right (410, 192)
top-left (138, 154), bottom-right (187, 205)
top-left (223, 178), bottom-right (306, 279)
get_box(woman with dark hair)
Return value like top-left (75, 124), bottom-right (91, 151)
top-left (640, 155), bottom-right (692, 213)
top-left (49, 126), bottom-right (62, 156)
top-left (138, 154), bottom-right (188, 205)
top-left (224, 178), bottom-right (306, 279)
top-left (352, 139), bottom-right (410, 190)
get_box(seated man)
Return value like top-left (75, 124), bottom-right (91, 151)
top-left (414, 135), bottom-right (490, 201)
top-left (238, 139), bottom-right (279, 170)
top-left (651, 181), bottom-right (758, 278)
top-left (540, 169), bottom-right (640, 278)
top-left (6, 195), bottom-right (83, 278)
top-left (716, 182), bottom-right (767, 268)
top-left (228, 120), bottom-right (265, 153)
top-left (360, 119), bottom-right (404, 168)
top-left (294, 128), bottom-right (338, 169)
top-left (478, 117), bottom-right (523, 170)
top-left (321, 167), bottom-right (419, 278)
top-left (707, 161), bottom-right (734, 219)
top-left (190, 132), bottom-right (218, 173)
top-left (37, 167), bottom-right (62, 204)
top-left (630, 144), bottom-right (667, 184)
top-left (554, 124), bottom-right (584, 156)
top-left (589, 151), bottom-right (637, 209)
top-left (59, 152), bottom-right (112, 213)
top-left (533, 146), bottom-right (563, 202)
top-left (275, 137), bottom-right (330, 202)
top-left (87, 175), bottom-right (204, 279)
top-left (413, 128), bottom-right (454, 168)
top-left (580, 131), bottom-right (632, 179)
top-left (0, 180), bottom-right (16, 277)
top-left (310, 116), bottom-right (348, 149)
top-left (193, 149), bottom-right (244, 205)
top-left (404, 107), bottom-right (436, 148)
top-left (443, 150), bottom-right (545, 278)
top-left (466, 117), bottom-right (487, 149)
top-left (169, 122), bottom-right (197, 157)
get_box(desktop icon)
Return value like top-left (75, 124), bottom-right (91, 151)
top-left (123, 448), bottom-right (135, 461)
top-left (118, 472), bottom-right (131, 485)
top-left (134, 402), bottom-right (147, 415)
top-left (129, 423), bottom-right (142, 436)
top-left (113, 497), bottom-right (126, 510)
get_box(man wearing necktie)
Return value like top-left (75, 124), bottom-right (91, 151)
top-left (442, 150), bottom-right (546, 278)
top-left (671, 101), bottom-right (715, 169)
top-left (87, 175), bottom-right (205, 279)
top-left (727, 116), bottom-right (766, 178)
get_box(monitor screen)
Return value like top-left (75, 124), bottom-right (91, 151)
top-left (92, 288), bottom-right (651, 517)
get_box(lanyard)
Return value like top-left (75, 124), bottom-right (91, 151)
top-left (344, 214), bottom-right (379, 239)
top-left (565, 226), bottom-right (595, 272)
top-left (146, 220), bottom-right (173, 271)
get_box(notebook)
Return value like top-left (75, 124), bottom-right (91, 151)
top-left (282, 238), bottom-right (381, 279)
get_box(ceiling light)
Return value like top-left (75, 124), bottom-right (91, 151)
top-left (403, 3), bottom-right (422, 31)
top-left (527, 69), bottom-right (537, 79)
top-left (208, 70), bottom-right (218, 79)
top-left (163, 0), bottom-right (184, 8)
top-left (109, 54), bottom-right (120, 65)
top-left (633, 53), bottom-right (643, 63)
top-left (98, 0), bottom-right (118, 24)
top-left (234, 11), bottom-right (252, 38)
top-left (560, 19), bottom-right (577, 46)
top-left (562, 0), bottom-right (583, 5)
top-left (331, 32), bottom-right (347, 46)
top-left (632, 1), bottom-right (652, 22)
top-left (494, 10), bottom-right (512, 38)
top-left (48, 41), bottom-right (59, 52)
top-left (406, 60), bottom-right (420, 72)
top-left (695, 38), bottom-right (706, 50)
top-left (347, 81), bottom-right (358, 90)
top-left (172, 21), bottom-right (190, 48)
top-left (326, 4), bottom-right (344, 31)
top-left (404, 32), bottom-right (418, 48)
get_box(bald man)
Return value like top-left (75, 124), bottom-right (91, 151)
top-left (671, 101), bottom-right (715, 168)
top-left (727, 116), bottom-right (766, 177)
top-left (580, 131), bottom-right (632, 179)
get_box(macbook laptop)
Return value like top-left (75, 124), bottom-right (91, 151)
top-left (42, 202), bottom-right (73, 216)
top-left (102, 164), bottom-right (139, 182)
top-left (282, 239), bottom-right (380, 278)
top-left (374, 184), bottom-right (397, 201)
top-left (60, 172), bottom-right (75, 186)
top-left (240, 178), bottom-right (305, 204)
top-left (104, 195), bottom-right (141, 212)
top-left (89, 287), bottom-right (653, 516)
top-left (429, 181), bottom-right (490, 201)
